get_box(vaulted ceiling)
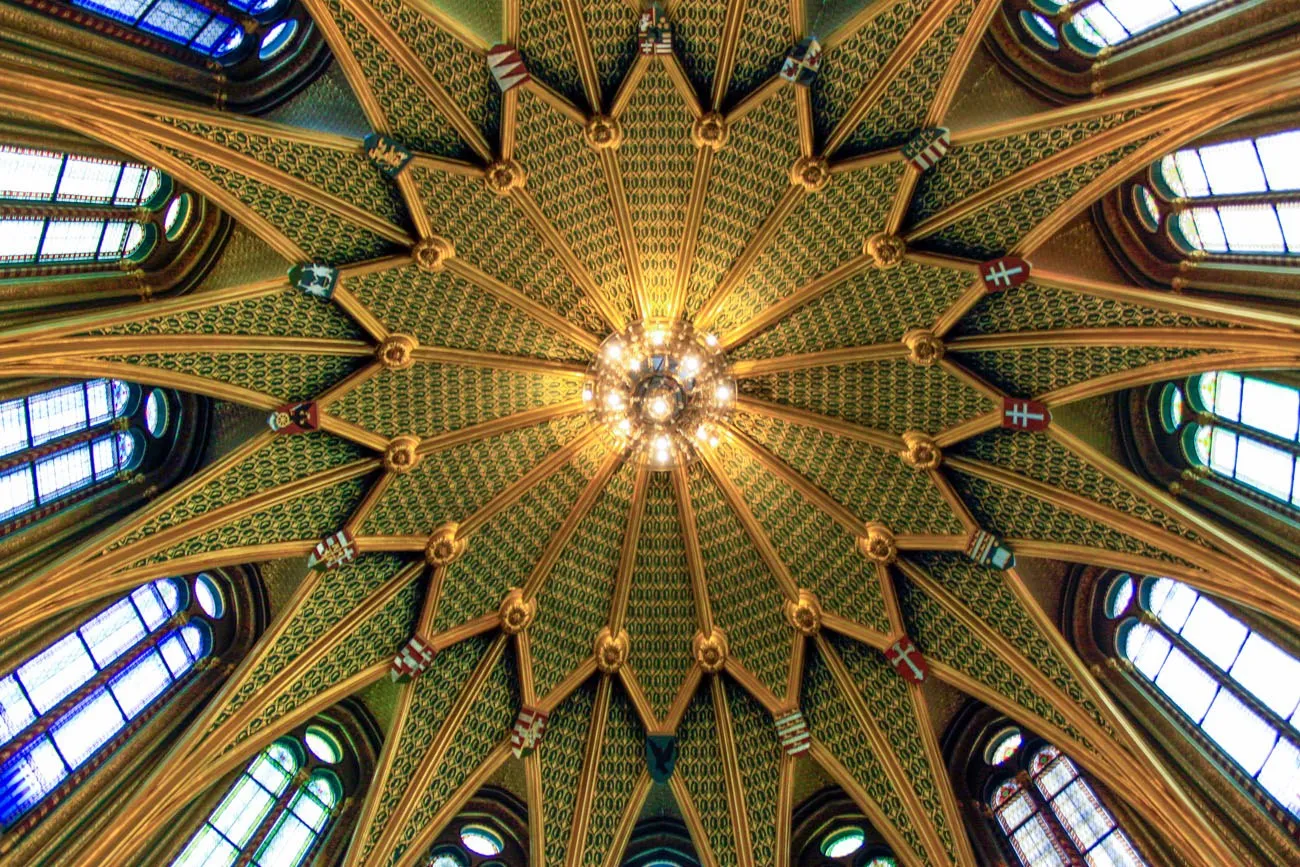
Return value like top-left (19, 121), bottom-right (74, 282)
top-left (2, 0), bottom-right (1299, 865)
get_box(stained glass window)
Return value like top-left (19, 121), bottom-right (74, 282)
top-left (1157, 130), bottom-right (1300, 256)
top-left (0, 579), bottom-right (206, 828)
top-left (172, 738), bottom-right (344, 866)
top-left (0, 145), bottom-right (161, 265)
top-left (1121, 577), bottom-right (1300, 820)
top-left (0, 379), bottom-right (156, 525)
top-left (71, 0), bottom-right (244, 58)
top-left (1065, 0), bottom-right (1218, 51)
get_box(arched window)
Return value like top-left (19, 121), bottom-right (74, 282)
top-left (1156, 371), bottom-right (1300, 511)
top-left (1106, 573), bottom-right (1300, 821)
top-left (0, 574), bottom-right (228, 829)
top-left (790, 788), bottom-right (896, 867)
top-left (419, 787), bottom-right (527, 866)
top-left (1062, 0), bottom-right (1217, 53)
top-left (0, 379), bottom-right (177, 534)
top-left (172, 724), bottom-right (356, 866)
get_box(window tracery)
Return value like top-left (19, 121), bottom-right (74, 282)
top-left (789, 788), bottom-right (896, 866)
top-left (420, 787), bottom-right (527, 867)
top-left (1102, 573), bottom-right (1300, 822)
top-left (0, 574), bottom-right (228, 830)
top-left (0, 379), bottom-right (175, 535)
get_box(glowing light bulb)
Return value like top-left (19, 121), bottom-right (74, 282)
top-left (627, 357), bottom-right (641, 373)
top-left (680, 355), bottom-right (700, 376)
top-left (605, 391), bottom-right (624, 411)
top-left (705, 333), bottom-right (719, 347)
top-left (696, 425), bottom-right (710, 441)
top-left (604, 341), bottom-right (623, 362)
top-left (648, 396), bottom-right (671, 420)
top-left (715, 383), bottom-right (732, 402)
top-left (650, 329), bottom-right (665, 345)
top-left (617, 418), bottom-right (632, 436)
top-left (582, 386), bottom-right (593, 402)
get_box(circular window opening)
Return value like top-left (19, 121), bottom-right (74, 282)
top-left (820, 826), bottom-right (865, 857)
top-left (163, 193), bottom-right (192, 241)
top-left (427, 847), bottom-right (468, 867)
top-left (1020, 10), bottom-right (1060, 50)
top-left (1105, 573), bottom-right (1135, 619)
top-left (1134, 185), bottom-right (1160, 232)
top-left (460, 825), bottom-right (504, 857)
top-left (864, 857), bottom-right (899, 867)
top-left (304, 725), bottom-right (343, 764)
top-left (1159, 383), bottom-right (1185, 434)
top-left (984, 727), bottom-right (1023, 765)
top-left (194, 573), bottom-right (225, 619)
top-left (145, 389), bottom-right (168, 438)
top-left (214, 26), bottom-right (245, 57)
top-left (259, 19), bottom-right (298, 60)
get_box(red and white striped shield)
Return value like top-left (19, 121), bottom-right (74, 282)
top-left (774, 708), bottom-right (811, 756)
top-left (638, 3), bottom-right (672, 54)
top-left (307, 529), bottom-right (357, 572)
top-left (902, 127), bottom-right (951, 172)
top-left (511, 706), bottom-right (549, 758)
top-left (1002, 397), bottom-right (1051, 432)
top-left (389, 635), bottom-right (436, 682)
top-left (980, 256), bottom-right (1031, 292)
top-left (885, 635), bottom-right (929, 684)
top-left (487, 44), bottom-right (530, 92)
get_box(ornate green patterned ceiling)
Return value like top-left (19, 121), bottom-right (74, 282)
top-left (1, 0), bottom-right (1294, 865)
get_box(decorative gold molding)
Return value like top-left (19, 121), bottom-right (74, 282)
top-left (562, 674), bottom-right (612, 866)
top-left (710, 676), bottom-right (755, 866)
top-left (671, 464), bottom-right (715, 634)
top-left (521, 448), bottom-right (624, 599)
top-left (444, 258), bottom-right (602, 352)
top-left (609, 463), bottom-right (650, 633)
top-left (720, 253), bottom-right (872, 350)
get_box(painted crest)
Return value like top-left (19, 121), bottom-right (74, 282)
top-left (979, 256), bottom-right (1031, 292)
top-left (1002, 398), bottom-right (1051, 432)
top-left (267, 401), bottom-right (319, 435)
top-left (363, 133), bottom-right (414, 178)
top-left (487, 43), bottom-right (530, 92)
top-left (966, 529), bottom-right (1015, 571)
top-left (774, 708), bottom-right (811, 757)
top-left (510, 705), bottom-right (549, 759)
top-left (288, 263), bottom-right (338, 299)
top-left (390, 635), bottom-right (436, 682)
top-left (885, 635), bottom-right (929, 684)
top-left (901, 127), bottom-right (951, 172)
top-left (307, 529), bottom-right (358, 572)
top-left (646, 735), bottom-right (678, 783)
top-left (779, 37), bottom-right (822, 86)
top-left (638, 2), bottom-right (672, 55)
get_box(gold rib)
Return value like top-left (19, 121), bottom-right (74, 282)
top-left (725, 653), bottom-right (785, 716)
top-left (597, 146), bottom-right (647, 319)
top-left (510, 190), bottom-right (628, 330)
top-left (730, 342), bottom-right (905, 376)
top-left (821, 0), bottom-right (905, 49)
top-left (723, 424), bottom-right (862, 535)
top-left (938, 357), bottom-right (1005, 403)
top-left (808, 741), bottom-right (927, 866)
top-left (819, 610), bottom-right (891, 651)
top-left (695, 185), bottom-right (807, 329)
top-left (409, 153), bottom-right (487, 177)
top-left (711, 676), bottom-right (755, 866)
top-left (328, 283), bottom-right (392, 343)
top-left (294, 0), bottom-right (393, 131)
top-left (614, 55), bottom-right (656, 118)
top-left (823, 0), bottom-right (968, 156)
top-left (411, 346), bottom-right (587, 377)
top-left (697, 446), bottom-right (800, 601)
top-left (774, 755), bottom-right (795, 867)
top-left (610, 463), bottom-right (650, 632)
top-left (720, 254), bottom-right (872, 350)
top-left (711, 0), bottom-right (750, 111)
top-left (671, 465), bottom-right (715, 633)
top-left (409, 0), bottom-right (492, 51)
top-left (315, 361), bottom-right (384, 409)
top-left (444, 258), bottom-right (603, 352)
top-left (343, 677), bottom-right (418, 865)
top-left (795, 86), bottom-right (815, 158)
top-left (417, 400), bottom-right (587, 457)
top-left (669, 776), bottom-right (722, 867)
top-left (829, 147), bottom-right (903, 174)
top-left (459, 425), bottom-right (601, 537)
top-left (670, 148), bottom-right (715, 319)
top-left (948, 327), bottom-right (1300, 353)
top-left (660, 55), bottom-right (703, 119)
top-left (597, 773), bottom-right (653, 867)
top-left (725, 76), bottom-right (786, 126)
top-left (521, 448), bottom-right (624, 598)
top-left (561, 0), bottom-right (603, 111)
top-left (1037, 351), bottom-right (1300, 407)
top-left (343, 470), bottom-right (397, 535)
top-left (663, 664), bottom-right (704, 730)
top-left (526, 737), bottom-right (544, 867)
top-left (394, 743), bottom-right (515, 867)
top-left (736, 395), bottom-right (901, 451)
top-left (523, 79), bottom-right (586, 127)
top-left (562, 675), bottom-right (613, 866)
top-left (0, 335), bottom-right (371, 365)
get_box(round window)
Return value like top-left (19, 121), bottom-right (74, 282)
top-left (259, 19), bottom-right (298, 60)
top-left (163, 193), bottom-right (192, 240)
top-left (304, 725), bottom-right (343, 763)
top-left (460, 825), bottom-right (504, 857)
top-left (820, 826), bottom-right (865, 857)
top-left (984, 727), bottom-right (1023, 765)
top-left (427, 847), bottom-right (468, 867)
top-left (1105, 574), bottom-right (1135, 619)
top-left (864, 857), bottom-right (899, 867)
top-left (1133, 185), bottom-right (1160, 232)
top-left (194, 573), bottom-right (225, 618)
top-left (145, 389), bottom-right (168, 438)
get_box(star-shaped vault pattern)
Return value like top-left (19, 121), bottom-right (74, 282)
top-left (2, 1), bottom-right (1300, 865)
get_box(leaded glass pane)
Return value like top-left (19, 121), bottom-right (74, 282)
top-left (107, 649), bottom-right (173, 717)
top-left (1179, 597), bottom-right (1247, 670)
top-left (1197, 140), bottom-right (1268, 195)
top-left (17, 633), bottom-right (97, 714)
top-left (996, 789), bottom-right (1036, 832)
top-left (39, 220), bottom-right (106, 261)
top-left (0, 466), bottom-right (36, 522)
top-left (206, 775), bottom-right (277, 846)
top-left (1187, 208), bottom-right (1227, 252)
top-left (1124, 623), bottom-right (1171, 679)
top-left (1231, 633), bottom-right (1300, 720)
top-left (1257, 738), bottom-right (1300, 818)
top-left (1256, 131), bottom-right (1300, 191)
top-left (0, 147), bottom-right (63, 201)
top-left (1240, 377), bottom-right (1300, 440)
top-left (1234, 436), bottom-right (1293, 499)
top-left (1201, 690), bottom-right (1276, 775)
top-left (0, 737), bottom-right (68, 826)
top-left (1049, 780), bottom-right (1113, 850)
top-left (254, 810), bottom-right (315, 866)
top-left (0, 399), bottom-right (28, 456)
top-left (132, 584), bottom-right (170, 631)
top-left (1009, 814), bottom-right (1067, 867)
top-left (1154, 648), bottom-right (1218, 721)
top-left (1149, 579), bottom-right (1198, 631)
top-left (0, 219), bottom-right (43, 263)
top-left (1034, 755), bottom-right (1077, 798)
top-left (27, 383), bottom-right (90, 445)
top-left (171, 825), bottom-right (239, 867)
top-left (49, 689), bottom-right (124, 767)
top-left (80, 597), bottom-right (147, 667)
top-left (0, 676), bottom-right (37, 743)
top-left (1219, 204), bottom-right (1287, 253)
top-left (34, 443), bottom-right (94, 502)
top-left (55, 158), bottom-right (123, 204)
top-left (1086, 831), bottom-right (1145, 867)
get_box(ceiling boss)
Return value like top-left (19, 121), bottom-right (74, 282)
top-left (584, 319), bottom-right (734, 468)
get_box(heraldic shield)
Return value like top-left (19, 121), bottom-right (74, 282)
top-left (646, 735), bottom-right (678, 783)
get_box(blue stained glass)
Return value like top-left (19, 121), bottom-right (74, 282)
top-left (0, 738), bottom-right (66, 826)
top-left (70, 0), bottom-right (244, 58)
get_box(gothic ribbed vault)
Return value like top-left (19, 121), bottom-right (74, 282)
top-left (3, 1), bottom-right (1300, 865)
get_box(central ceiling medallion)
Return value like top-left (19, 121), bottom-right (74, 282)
top-left (584, 319), bottom-right (734, 469)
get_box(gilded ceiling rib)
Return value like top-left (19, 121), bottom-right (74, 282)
top-left (815, 634), bottom-right (958, 866)
top-left (614, 55), bottom-right (657, 118)
top-left (441, 258), bottom-right (602, 352)
top-left (730, 342), bottom-right (906, 376)
top-left (795, 87), bottom-right (815, 158)
top-left (720, 252), bottom-right (873, 349)
top-left (725, 75), bottom-right (786, 126)
top-left (560, 0), bottom-right (603, 112)
top-left (393, 743), bottom-right (514, 867)
top-left (926, 469), bottom-right (979, 535)
top-left (524, 78), bottom-right (587, 126)
top-left (823, 0), bottom-right (970, 157)
top-left (595, 145), bottom-right (648, 319)
top-left (722, 425), bottom-right (863, 535)
top-left (616, 665), bottom-right (659, 731)
top-left (609, 463), bottom-right (650, 633)
top-left (937, 357), bottom-right (1004, 404)
top-left (669, 774), bottom-right (722, 867)
top-left (416, 401), bottom-right (588, 457)
top-left (1036, 351), bottom-right (1300, 407)
top-left (807, 741), bottom-right (927, 865)
top-left (737, 396), bottom-right (902, 451)
top-left (344, 681), bottom-right (420, 865)
top-left (710, 677), bottom-right (757, 867)
top-left (773, 755), bottom-right (795, 867)
top-left (597, 772), bottom-right (653, 867)
top-left (669, 148), bottom-right (714, 319)
top-left (523, 656), bottom-right (544, 867)
top-left (1003, 541), bottom-right (1218, 595)
top-left (821, 0), bottom-right (906, 50)
top-left (343, 471), bottom-right (399, 535)
top-left (561, 674), bottom-right (613, 866)
top-left (410, 346), bottom-right (586, 378)
top-left (315, 362), bottom-right (384, 408)
top-left (934, 412), bottom-right (1000, 449)
top-left (538, 656), bottom-right (600, 714)
top-left (365, 634), bottom-right (510, 866)
top-left (950, 327), bottom-right (1300, 353)
top-left (663, 663), bottom-right (705, 731)
top-left (409, 153), bottom-right (486, 178)
top-left (711, 0), bottom-right (750, 111)
top-left (0, 335), bottom-right (373, 363)
top-left (724, 657), bottom-right (784, 716)
top-left (501, 87), bottom-right (521, 159)
top-left (295, 0), bottom-right (393, 128)
top-left (671, 465), bottom-right (715, 633)
top-left (948, 456), bottom-right (1300, 626)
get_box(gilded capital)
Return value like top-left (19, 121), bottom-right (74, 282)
top-left (594, 626), bottom-right (631, 673)
top-left (864, 232), bottom-right (906, 269)
top-left (411, 236), bottom-right (455, 272)
top-left (691, 112), bottom-right (728, 150)
top-left (789, 155), bottom-right (830, 192)
top-left (783, 590), bottom-right (822, 636)
top-left (584, 115), bottom-right (623, 150)
top-left (383, 436), bottom-right (422, 474)
top-left (693, 628), bottom-right (729, 673)
top-left (499, 588), bottom-right (537, 634)
top-left (484, 158), bottom-right (527, 195)
top-left (424, 522), bottom-right (467, 567)
top-left (857, 521), bottom-right (897, 564)
top-left (378, 333), bottom-right (418, 370)
top-left (899, 431), bottom-right (942, 470)
top-left (902, 328), bottom-right (944, 367)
